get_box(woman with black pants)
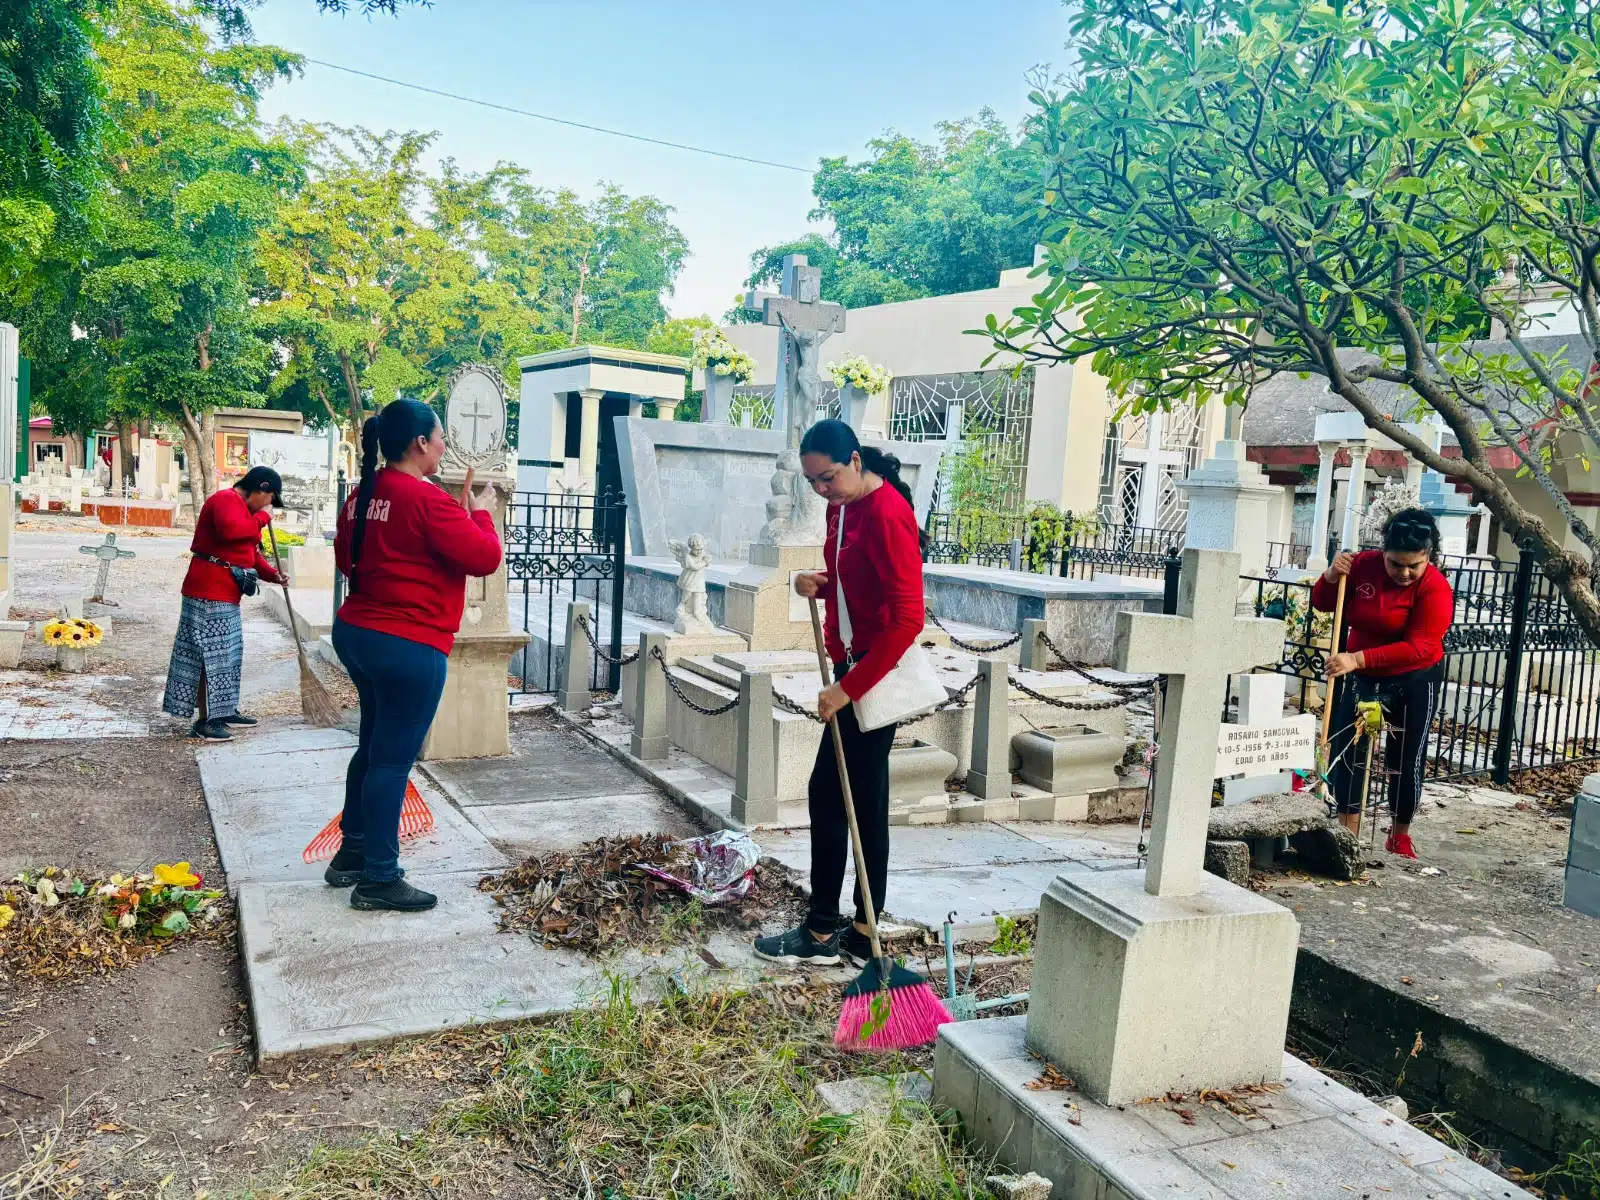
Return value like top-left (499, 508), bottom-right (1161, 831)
top-left (329, 399), bottom-right (503, 912)
top-left (754, 420), bottom-right (926, 967)
top-left (1314, 507), bottom-right (1455, 860)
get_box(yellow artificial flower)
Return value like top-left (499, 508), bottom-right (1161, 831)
top-left (153, 862), bottom-right (200, 889)
top-left (0, 903), bottom-right (14, 929)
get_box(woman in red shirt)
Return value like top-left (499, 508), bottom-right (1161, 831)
top-left (162, 466), bottom-right (285, 741)
top-left (329, 399), bottom-right (503, 913)
top-left (1312, 507), bottom-right (1454, 859)
top-left (754, 419), bottom-right (927, 968)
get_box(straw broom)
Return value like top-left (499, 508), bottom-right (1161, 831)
top-left (806, 596), bottom-right (951, 1052)
top-left (266, 523), bottom-right (343, 728)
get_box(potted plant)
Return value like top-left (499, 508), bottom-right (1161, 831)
top-left (826, 355), bottom-right (891, 431)
top-left (42, 617), bottom-right (103, 673)
top-left (692, 329), bottom-right (756, 425)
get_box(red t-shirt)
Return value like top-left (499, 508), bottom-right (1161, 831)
top-left (1310, 550), bottom-right (1454, 676)
top-left (333, 468), bottom-right (503, 655)
top-left (815, 482), bottom-right (926, 702)
top-left (181, 488), bottom-right (281, 604)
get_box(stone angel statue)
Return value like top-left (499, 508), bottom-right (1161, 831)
top-left (667, 534), bottom-right (717, 635)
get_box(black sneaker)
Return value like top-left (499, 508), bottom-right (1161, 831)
top-left (753, 924), bottom-right (841, 968)
top-left (324, 848), bottom-right (364, 888)
top-left (219, 713), bottom-right (258, 726)
top-left (350, 878), bottom-right (437, 912)
top-left (839, 925), bottom-right (875, 967)
top-left (189, 719), bottom-right (232, 741)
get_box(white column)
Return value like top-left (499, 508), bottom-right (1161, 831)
top-left (1338, 443), bottom-right (1371, 551)
top-left (577, 386), bottom-right (603, 487)
top-left (1306, 442), bottom-right (1339, 571)
top-left (1135, 409), bottom-right (1165, 528)
top-left (1473, 503), bottom-right (1494, 557)
top-left (656, 397), bottom-right (678, 422)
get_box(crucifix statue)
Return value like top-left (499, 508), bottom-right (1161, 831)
top-left (1113, 548), bottom-right (1285, 896)
top-left (79, 531), bottom-right (136, 603)
top-left (743, 255), bottom-right (847, 545)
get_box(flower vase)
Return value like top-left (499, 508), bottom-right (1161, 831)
top-left (56, 646), bottom-right (89, 673)
top-left (704, 371), bottom-right (736, 425)
top-left (840, 385), bottom-right (870, 433)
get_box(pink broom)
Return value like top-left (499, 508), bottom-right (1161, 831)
top-left (301, 780), bottom-right (435, 863)
top-left (807, 597), bottom-right (951, 1051)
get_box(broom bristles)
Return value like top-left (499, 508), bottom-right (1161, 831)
top-left (298, 655), bottom-right (344, 727)
top-left (834, 958), bottom-right (954, 1052)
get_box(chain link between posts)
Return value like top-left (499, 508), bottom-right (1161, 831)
top-left (575, 613), bottom-right (639, 667)
top-left (924, 609), bottom-right (1022, 653)
top-left (650, 645), bottom-right (740, 717)
top-left (1037, 629), bottom-right (1158, 695)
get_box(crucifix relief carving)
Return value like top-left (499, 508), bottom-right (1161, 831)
top-left (1113, 548), bottom-right (1285, 896)
top-left (743, 255), bottom-right (847, 546)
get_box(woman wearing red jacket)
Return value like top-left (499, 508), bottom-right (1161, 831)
top-left (754, 419), bottom-right (927, 968)
top-left (1312, 507), bottom-right (1455, 859)
top-left (162, 466), bottom-right (285, 741)
top-left (329, 399), bottom-right (503, 913)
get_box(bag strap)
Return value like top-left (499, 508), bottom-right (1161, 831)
top-left (834, 504), bottom-right (853, 658)
top-left (195, 551), bottom-right (250, 573)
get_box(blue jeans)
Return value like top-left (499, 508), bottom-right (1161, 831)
top-left (332, 619), bottom-right (448, 883)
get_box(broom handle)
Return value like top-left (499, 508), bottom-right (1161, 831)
top-left (1319, 571), bottom-right (1349, 751)
top-left (1357, 723), bottom-right (1375, 841)
top-left (808, 595), bottom-right (886, 965)
top-left (265, 523), bottom-right (304, 651)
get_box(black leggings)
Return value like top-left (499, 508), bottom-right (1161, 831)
top-left (1327, 667), bottom-right (1441, 824)
top-left (806, 664), bottom-right (895, 934)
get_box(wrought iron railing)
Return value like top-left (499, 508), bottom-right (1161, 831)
top-left (922, 510), bottom-right (1179, 581)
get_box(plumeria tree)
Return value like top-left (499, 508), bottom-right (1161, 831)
top-left (988, 0), bottom-right (1600, 643)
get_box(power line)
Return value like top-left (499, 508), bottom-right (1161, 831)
top-left (300, 58), bottom-right (815, 175)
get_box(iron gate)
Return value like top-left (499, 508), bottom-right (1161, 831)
top-left (506, 489), bottom-right (627, 696)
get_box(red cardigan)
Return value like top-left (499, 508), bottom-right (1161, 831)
top-left (1310, 550), bottom-right (1454, 676)
top-left (816, 482), bottom-right (925, 702)
top-left (181, 488), bottom-right (282, 604)
top-left (333, 468), bottom-right (503, 655)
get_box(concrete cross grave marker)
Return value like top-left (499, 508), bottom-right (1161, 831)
top-left (79, 532), bottom-right (135, 603)
top-left (743, 254), bottom-right (846, 450)
top-left (1113, 548), bottom-right (1285, 895)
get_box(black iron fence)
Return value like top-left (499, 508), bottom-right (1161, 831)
top-left (1239, 547), bottom-right (1600, 784)
top-left (506, 489), bottom-right (627, 695)
top-left (923, 510), bottom-right (1178, 581)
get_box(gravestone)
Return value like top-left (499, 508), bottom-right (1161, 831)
top-left (1219, 673), bottom-right (1314, 804)
top-left (1026, 548), bottom-right (1301, 1106)
top-left (420, 364), bottom-right (529, 761)
top-left (79, 532), bottom-right (135, 602)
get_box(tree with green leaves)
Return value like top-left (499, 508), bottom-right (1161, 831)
top-left (744, 113), bottom-right (1041, 311)
top-left (989, 0), bottom-right (1600, 643)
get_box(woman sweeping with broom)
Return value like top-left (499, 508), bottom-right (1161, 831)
top-left (1314, 507), bottom-right (1454, 859)
top-left (754, 419), bottom-right (950, 1049)
top-left (327, 399), bottom-right (503, 913)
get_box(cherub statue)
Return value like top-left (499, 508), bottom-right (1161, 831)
top-left (667, 533), bottom-right (716, 635)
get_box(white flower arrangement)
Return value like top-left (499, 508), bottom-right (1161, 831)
top-left (690, 328), bottom-right (756, 384)
top-left (1361, 478), bottom-right (1421, 544)
top-left (827, 354), bottom-right (891, 396)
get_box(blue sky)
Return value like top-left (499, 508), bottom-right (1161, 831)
top-left (250, 0), bottom-right (1070, 319)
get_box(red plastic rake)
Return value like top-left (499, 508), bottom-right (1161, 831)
top-left (301, 780), bottom-right (435, 863)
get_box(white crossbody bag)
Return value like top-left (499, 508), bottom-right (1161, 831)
top-left (833, 502), bottom-right (947, 731)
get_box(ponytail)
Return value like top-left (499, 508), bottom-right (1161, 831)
top-left (859, 445), bottom-right (915, 514)
top-left (800, 418), bottom-right (930, 555)
top-left (346, 398), bottom-right (441, 593)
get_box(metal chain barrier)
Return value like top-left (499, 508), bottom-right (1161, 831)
top-left (575, 612), bottom-right (639, 667)
top-left (1006, 670), bottom-right (1148, 713)
top-left (924, 609), bottom-right (1022, 653)
top-left (651, 645), bottom-right (740, 717)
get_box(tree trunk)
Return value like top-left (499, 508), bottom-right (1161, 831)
top-left (115, 418), bottom-right (137, 489)
top-left (570, 254), bottom-right (590, 346)
top-left (337, 349), bottom-right (365, 435)
top-left (178, 404), bottom-right (217, 519)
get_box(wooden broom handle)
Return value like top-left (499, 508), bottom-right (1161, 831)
top-left (1319, 571), bottom-right (1348, 750)
top-left (265, 523), bottom-right (301, 632)
top-left (807, 595), bottom-right (886, 964)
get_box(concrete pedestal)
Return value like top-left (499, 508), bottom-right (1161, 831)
top-left (1026, 867), bottom-right (1298, 1106)
top-left (723, 541), bottom-right (825, 651)
top-left (1179, 440), bottom-right (1276, 582)
top-left (420, 630), bottom-right (530, 760)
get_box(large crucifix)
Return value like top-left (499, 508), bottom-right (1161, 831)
top-left (743, 254), bottom-right (847, 450)
top-left (1113, 548), bottom-right (1285, 896)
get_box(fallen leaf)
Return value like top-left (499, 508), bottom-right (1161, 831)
top-left (1456, 828), bottom-right (1480, 835)
top-left (1400, 976), bottom-right (1414, 986)
top-left (1223, 1160), bottom-right (1237, 1169)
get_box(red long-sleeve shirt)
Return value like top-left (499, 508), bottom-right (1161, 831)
top-left (1310, 550), bottom-right (1454, 676)
top-left (816, 482), bottom-right (925, 702)
top-left (333, 467), bottom-right (503, 655)
top-left (181, 487), bottom-right (282, 604)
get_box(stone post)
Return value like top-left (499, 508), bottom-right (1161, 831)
top-left (1564, 773), bottom-right (1600, 917)
top-left (630, 631), bottom-right (669, 760)
top-left (656, 397), bottom-right (679, 422)
top-left (1473, 504), bottom-right (1494, 557)
top-left (577, 386), bottom-right (604, 488)
top-left (1021, 618), bottom-right (1049, 673)
top-left (731, 668), bottom-right (777, 825)
top-left (1338, 443), bottom-right (1371, 551)
top-left (1306, 441), bottom-right (1339, 572)
top-left (558, 600), bottom-right (592, 712)
top-left (1177, 439), bottom-right (1276, 580)
top-left (967, 659), bottom-right (1011, 800)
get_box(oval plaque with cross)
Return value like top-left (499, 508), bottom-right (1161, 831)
top-left (443, 364), bottom-right (508, 473)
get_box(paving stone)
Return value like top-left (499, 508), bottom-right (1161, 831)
top-left (198, 743), bottom-right (355, 799)
top-left (428, 728), bottom-right (647, 805)
top-left (461, 792), bottom-right (698, 854)
top-left (817, 1073), bottom-right (933, 1117)
top-left (760, 824), bottom-right (1067, 875)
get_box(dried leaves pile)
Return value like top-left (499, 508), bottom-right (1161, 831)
top-left (478, 834), bottom-right (804, 955)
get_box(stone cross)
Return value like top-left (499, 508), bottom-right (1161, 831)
top-left (1113, 548), bottom-right (1285, 896)
top-left (743, 254), bottom-right (846, 450)
top-left (79, 532), bottom-right (135, 602)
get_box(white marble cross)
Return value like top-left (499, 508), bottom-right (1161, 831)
top-left (79, 532), bottom-right (135, 602)
top-left (743, 254), bottom-right (846, 449)
top-left (1113, 548), bottom-right (1285, 896)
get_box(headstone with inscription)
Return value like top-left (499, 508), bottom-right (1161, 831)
top-left (1218, 673), bottom-right (1313, 804)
